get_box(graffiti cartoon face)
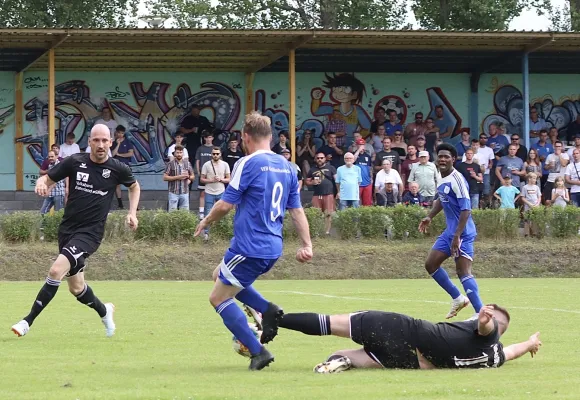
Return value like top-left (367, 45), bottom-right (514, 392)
top-left (331, 86), bottom-right (358, 103)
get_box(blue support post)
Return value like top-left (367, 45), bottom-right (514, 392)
top-left (522, 53), bottom-right (530, 149)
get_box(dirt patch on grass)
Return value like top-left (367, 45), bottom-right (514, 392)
top-left (0, 238), bottom-right (578, 281)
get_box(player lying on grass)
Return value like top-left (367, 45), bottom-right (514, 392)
top-left (273, 304), bottom-right (541, 372)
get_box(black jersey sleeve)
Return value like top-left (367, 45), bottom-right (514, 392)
top-left (118, 163), bottom-right (137, 187)
top-left (47, 156), bottom-right (75, 183)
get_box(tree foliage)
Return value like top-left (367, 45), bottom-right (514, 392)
top-left (148, 0), bottom-right (409, 29)
top-left (0, 0), bottom-right (139, 28)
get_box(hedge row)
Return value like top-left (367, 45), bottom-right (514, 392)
top-left (1, 206), bottom-right (579, 243)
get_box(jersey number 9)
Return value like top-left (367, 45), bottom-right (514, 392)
top-left (270, 182), bottom-right (283, 222)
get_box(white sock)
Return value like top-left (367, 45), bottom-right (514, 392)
top-left (199, 207), bottom-right (204, 215)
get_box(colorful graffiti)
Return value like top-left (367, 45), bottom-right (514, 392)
top-left (0, 104), bottom-right (14, 136)
top-left (482, 78), bottom-right (580, 137)
top-left (16, 80), bottom-right (241, 177)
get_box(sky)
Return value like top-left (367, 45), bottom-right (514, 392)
top-left (136, 0), bottom-right (567, 30)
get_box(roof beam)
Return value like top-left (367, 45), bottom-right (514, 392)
top-left (524, 35), bottom-right (555, 53)
top-left (246, 34), bottom-right (314, 73)
top-left (18, 33), bottom-right (69, 72)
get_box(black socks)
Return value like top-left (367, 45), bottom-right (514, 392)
top-left (24, 277), bottom-right (61, 326)
top-left (76, 284), bottom-right (107, 318)
top-left (279, 313), bottom-right (331, 336)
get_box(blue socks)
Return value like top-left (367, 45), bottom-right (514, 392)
top-left (215, 299), bottom-right (262, 356)
top-left (235, 286), bottom-right (268, 313)
top-left (460, 275), bottom-right (483, 313)
top-left (431, 267), bottom-right (461, 299)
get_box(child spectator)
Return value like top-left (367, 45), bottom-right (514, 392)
top-left (402, 182), bottom-right (424, 206)
top-left (551, 176), bottom-right (570, 207)
top-left (494, 175), bottom-right (521, 209)
top-left (520, 172), bottom-right (542, 237)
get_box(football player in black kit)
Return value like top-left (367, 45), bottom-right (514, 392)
top-left (11, 124), bottom-right (140, 338)
top-left (276, 304), bottom-right (542, 373)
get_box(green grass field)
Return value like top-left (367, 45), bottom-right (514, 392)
top-left (1, 279), bottom-right (579, 400)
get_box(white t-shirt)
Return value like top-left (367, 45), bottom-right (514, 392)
top-left (546, 152), bottom-right (569, 182)
top-left (201, 160), bottom-right (231, 195)
top-left (167, 144), bottom-right (189, 161)
top-left (375, 169), bottom-right (403, 191)
top-left (59, 143), bottom-right (81, 158)
top-left (474, 146), bottom-right (494, 175)
top-left (565, 161), bottom-right (580, 193)
top-left (86, 144), bottom-right (112, 156)
top-left (95, 118), bottom-right (118, 137)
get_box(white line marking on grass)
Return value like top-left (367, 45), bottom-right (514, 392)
top-left (267, 290), bottom-right (580, 315)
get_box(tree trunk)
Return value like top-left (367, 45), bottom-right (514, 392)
top-left (439, 0), bottom-right (450, 29)
top-left (319, 0), bottom-right (338, 29)
top-left (570, 0), bottom-right (580, 31)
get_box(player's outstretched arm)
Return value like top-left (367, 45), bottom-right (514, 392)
top-left (126, 181), bottom-right (141, 230)
top-left (35, 175), bottom-right (57, 197)
top-left (288, 207), bottom-right (313, 263)
top-left (419, 199), bottom-right (442, 233)
top-left (194, 200), bottom-right (234, 236)
top-left (477, 305), bottom-right (496, 336)
top-left (503, 332), bottom-right (542, 362)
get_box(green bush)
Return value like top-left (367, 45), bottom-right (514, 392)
top-left (134, 210), bottom-right (169, 241)
top-left (304, 207), bottom-right (325, 238)
top-left (210, 212), bottom-right (234, 240)
top-left (333, 207), bottom-right (359, 239)
top-left (550, 206), bottom-right (580, 238)
top-left (41, 210), bottom-right (64, 241)
top-left (358, 207), bottom-right (392, 239)
top-left (471, 208), bottom-right (519, 239)
top-left (526, 206), bottom-right (549, 239)
top-left (166, 210), bottom-right (199, 241)
top-left (1, 212), bottom-right (40, 242)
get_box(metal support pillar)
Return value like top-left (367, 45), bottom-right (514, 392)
top-left (522, 53), bottom-right (530, 149)
top-left (289, 49), bottom-right (296, 163)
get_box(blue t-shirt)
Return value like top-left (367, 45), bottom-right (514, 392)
top-left (355, 152), bottom-right (373, 187)
top-left (495, 185), bottom-right (520, 209)
top-left (336, 165), bottom-right (362, 201)
top-left (385, 122), bottom-right (403, 136)
top-left (487, 135), bottom-right (509, 167)
top-left (531, 142), bottom-right (554, 175)
top-left (496, 156), bottom-right (525, 188)
top-left (437, 169), bottom-right (476, 239)
top-left (222, 150), bottom-right (301, 259)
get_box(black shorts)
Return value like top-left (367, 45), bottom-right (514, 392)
top-left (198, 176), bottom-right (205, 190)
top-left (350, 311), bottom-right (420, 369)
top-left (543, 180), bottom-right (554, 202)
top-left (58, 233), bottom-right (100, 277)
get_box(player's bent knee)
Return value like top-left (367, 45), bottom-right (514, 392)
top-left (48, 255), bottom-right (71, 280)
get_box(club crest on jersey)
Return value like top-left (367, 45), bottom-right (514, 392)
top-left (102, 169), bottom-right (111, 178)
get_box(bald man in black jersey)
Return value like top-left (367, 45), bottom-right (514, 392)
top-left (274, 304), bottom-right (541, 372)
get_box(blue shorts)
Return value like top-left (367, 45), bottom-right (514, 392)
top-left (432, 233), bottom-right (475, 261)
top-left (218, 248), bottom-right (278, 289)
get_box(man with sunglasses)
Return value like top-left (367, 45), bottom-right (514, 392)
top-left (508, 134), bottom-right (528, 162)
top-left (200, 147), bottom-right (231, 240)
top-left (404, 112), bottom-right (427, 147)
top-left (306, 152), bottom-right (337, 235)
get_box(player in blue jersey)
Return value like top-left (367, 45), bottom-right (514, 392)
top-left (194, 112), bottom-right (313, 371)
top-left (419, 143), bottom-right (483, 320)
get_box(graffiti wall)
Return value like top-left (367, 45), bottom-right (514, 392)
top-left (480, 74), bottom-right (580, 140)
top-left (0, 72), bottom-right (15, 190)
top-left (1, 71), bottom-right (578, 191)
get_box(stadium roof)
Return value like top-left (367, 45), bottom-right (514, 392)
top-left (1, 28), bottom-right (579, 73)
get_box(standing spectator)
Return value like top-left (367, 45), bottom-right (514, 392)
top-left (566, 116), bottom-right (580, 145)
top-left (567, 134), bottom-right (580, 158)
top-left (414, 135), bottom-right (434, 162)
top-left (271, 131), bottom-right (291, 155)
top-left (40, 144), bottom-right (62, 175)
top-left (477, 133), bottom-right (495, 208)
top-left (521, 173), bottom-right (542, 237)
top-left (384, 110), bottom-right (403, 137)
top-left (487, 123), bottom-right (510, 192)
top-left (167, 132), bottom-right (189, 162)
top-left (523, 149), bottom-right (543, 190)
top-left (529, 108), bottom-right (548, 145)
top-left (551, 176), bottom-right (570, 207)
top-left (461, 139), bottom-right (480, 164)
top-left (377, 178), bottom-right (399, 207)
top-left (401, 145), bottom-right (419, 189)
top-left (180, 104), bottom-right (212, 167)
top-left (326, 110), bottom-right (347, 148)
top-left (402, 182), bottom-right (424, 206)
top-left (201, 147), bottom-right (231, 240)
top-left (375, 159), bottom-right (403, 202)
top-left (281, 148), bottom-right (303, 191)
top-left (336, 152), bottom-right (362, 210)
top-left (222, 136), bottom-right (244, 173)
top-left (548, 127), bottom-right (560, 145)
top-left (408, 151), bottom-right (438, 204)
top-left (543, 141), bottom-right (569, 206)
top-left (370, 108), bottom-right (388, 134)
top-left (433, 105), bottom-right (453, 139)
top-left (564, 148), bottom-right (580, 206)
top-left (195, 131), bottom-right (215, 219)
top-left (494, 176), bottom-right (521, 209)
top-left (163, 145), bottom-right (194, 212)
top-left (424, 117), bottom-right (440, 155)
top-left (456, 148), bottom-right (483, 210)
top-left (374, 137), bottom-right (401, 173)
top-left (296, 130), bottom-right (316, 177)
top-left (353, 139), bottom-right (373, 206)
top-left (94, 107), bottom-right (117, 138)
top-left (370, 125), bottom-right (386, 153)
top-left (455, 130), bottom-right (471, 161)
top-left (509, 134), bottom-right (528, 162)
top-left (391, 130), bottom-right (407, 157)
top-left (306, 152), bottom-right (337, 235)
top-left (39, 151), bottom-right (67, 215)
top-left (111, 125), bottom-right (134, 209)
top-left (58, 133), bottom-right (80, 158)
top-left (318, 132), bottom-right (344, 169)
top-left (348, 132), bottom-right (375, 159)
top-left (404, 112), bottom-right (427, 147)
top-left (531, 129), bottom-right (554, 189)
top-left (496, 145), bottom-right (525, 188)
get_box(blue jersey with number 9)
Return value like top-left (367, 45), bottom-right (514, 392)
top-left (221, 149), bottom-right (302, 259)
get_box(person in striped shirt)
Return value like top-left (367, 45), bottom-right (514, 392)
top-left (163, 145), bottom-right (194, 211)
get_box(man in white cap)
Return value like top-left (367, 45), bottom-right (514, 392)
top-left (408, 150), bottom-right (439, 204)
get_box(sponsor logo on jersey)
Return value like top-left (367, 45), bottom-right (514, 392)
top-left (76, 172), bottom-right (89, 182)
top-left (102, 169), bottom-right (111, 178)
